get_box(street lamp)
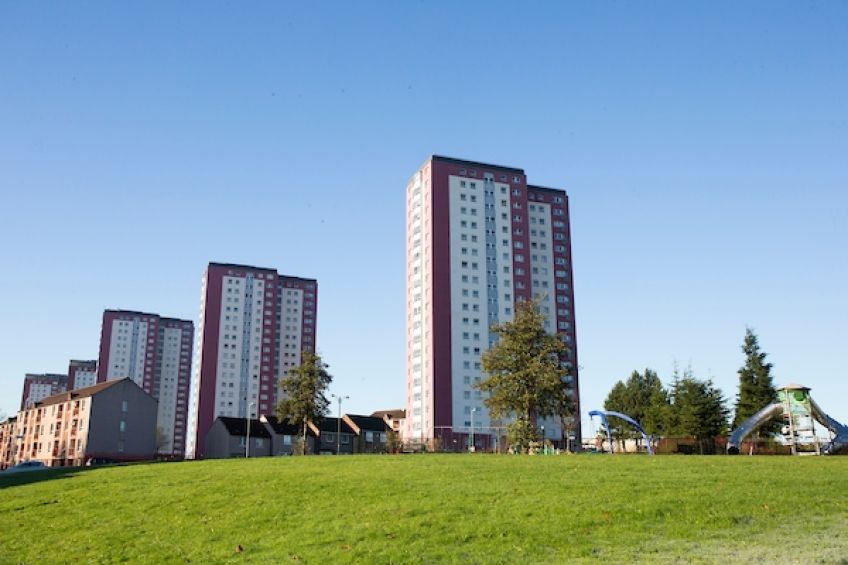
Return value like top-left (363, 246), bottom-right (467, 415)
top-left (541, 425), bottom-right (545, 455)
top-left (245, 401), bottom-right (255, 458)
top-left (331, 393), bottom-right (348, 455)
top-left (470, 407), bottom-right (478, 453)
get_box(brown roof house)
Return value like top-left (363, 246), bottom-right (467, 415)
top-left (371, 409), bottom-right (405, 440)
top-left (4, 378), bottom-right (158, 468)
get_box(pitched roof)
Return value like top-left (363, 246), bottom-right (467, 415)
top-left (344, 414), bottom-right (390, 434)
top-left (261, 415), bottom-right (315, 436)
top-left (309, 417), bottom-right (355, 435)
top-left (216, 417), bottom-right (272, 438)
top-left (371, 409), bottom-right (406, 420)
top-left (37, 379), bottom-right (128, 407)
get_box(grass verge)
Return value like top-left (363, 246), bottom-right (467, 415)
top-left (1, 454), bottom-right (847, 563)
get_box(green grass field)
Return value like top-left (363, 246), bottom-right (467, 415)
top-left (1, 454), bottom-right (847, 564)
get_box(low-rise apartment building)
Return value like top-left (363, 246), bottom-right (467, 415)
top-left (1, 378), bottom-right (158, 469)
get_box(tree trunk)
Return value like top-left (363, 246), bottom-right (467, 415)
top-left (748, 432), bottom-right (758, 456)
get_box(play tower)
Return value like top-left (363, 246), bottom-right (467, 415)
top-left (727, 383), bottom-right (848, 455)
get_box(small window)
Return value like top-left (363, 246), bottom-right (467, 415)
top-left (121, 400), bottom-right (128, 413)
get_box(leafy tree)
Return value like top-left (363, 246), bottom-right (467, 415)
top-left (276, 351), bottom-right (333, 455)
top-left (477, 300), bottom-right (573, 453)
top-left (669, 368), bottom-right (729, 453)
top-left (385, 430), bottom-right (402, 454)
top-left (733, 328), bottom-right (779, 440)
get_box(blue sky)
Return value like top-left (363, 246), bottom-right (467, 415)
top-left (2, 2), bottom-right (846, 429)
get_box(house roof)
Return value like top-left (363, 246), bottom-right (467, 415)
top-left (309, 417), bottom-right (355, 435)
top-left (371, 409), bottom-right (406, 420)
top-left (344, 414), bottom-right (390, 434)
top-left (217, 417), bottom-right (272, 439)
top-left (37, 379), bottom-right (128, 407)
top-left (261, 415), bottom-right (315, 436)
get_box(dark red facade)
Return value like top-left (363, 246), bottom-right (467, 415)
top-left (20, 374), bottom-right (68, 410)
top-left (96, 309), bottom-right (194, 457)
top-left (422, 156), bottom-right (580, 443)
top-left (193, 263), bottom-right (317, 459)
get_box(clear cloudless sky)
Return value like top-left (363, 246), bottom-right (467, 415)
top-left (1, 2), bottom-right (846, 431)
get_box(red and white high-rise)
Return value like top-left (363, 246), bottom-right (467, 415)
top-left (186, 262), bottom-right (317, 459)
top-left (404, 156), bottom-right (579, 449)
top-left (97, 310), bottom-right (194, 457)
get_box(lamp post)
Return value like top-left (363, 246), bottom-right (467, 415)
top-left (245, 401), bottom-right (255, 458)
top-left (540, 425), bottom-right (545, 455)
top-left (470, 407), bottom-right (477, 453)
top-left (331, 393), bottom-right (348, 455)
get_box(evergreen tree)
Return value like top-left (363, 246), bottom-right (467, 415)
top-left (641, 371), bottom-right (672, 438)
top-left (669, 368), bottom-right (729, 453)
top-left (603, 380), bottom-right (632, 445)
top-left (733, 328), bottom-right (779, 435)
top-left (477, 300), bottom-right (573, 452)
top-left (276, 351), bottom-right (333, 454)
top-left (603, 369), bottom-right (670, 440)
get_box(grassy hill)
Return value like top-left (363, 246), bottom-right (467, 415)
top-left (1, 454), bottom-right (847, 563)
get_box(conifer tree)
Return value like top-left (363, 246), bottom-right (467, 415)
top-left (669, 368), bottom-right (729, 453)
top-left (733, 328), bottom-right (779, 438)
top-left (276, 351), bottom-right (333, 454)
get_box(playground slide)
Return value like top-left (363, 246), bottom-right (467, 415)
top-left (726, 402), bottom-right (782, 454)
top-left (810, 400), bottom-right (848, 455)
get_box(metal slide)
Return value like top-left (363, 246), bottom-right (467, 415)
top-left (728, 400), bottom-right (848, 455)
top-left (726, 402), bottom-right (782, 454)
top-left (810, 400), bottom-right (848, 455)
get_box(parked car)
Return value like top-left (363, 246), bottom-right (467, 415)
top-left (3, 461), bottom-right (47, 473)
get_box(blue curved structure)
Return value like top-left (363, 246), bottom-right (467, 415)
top-left (589, 410), bottom-right (654, 455)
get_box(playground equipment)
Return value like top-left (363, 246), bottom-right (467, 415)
top-left (588, 410), bottom-right (654, 455)
top-left (727, 383), bottom-right (848, 455)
